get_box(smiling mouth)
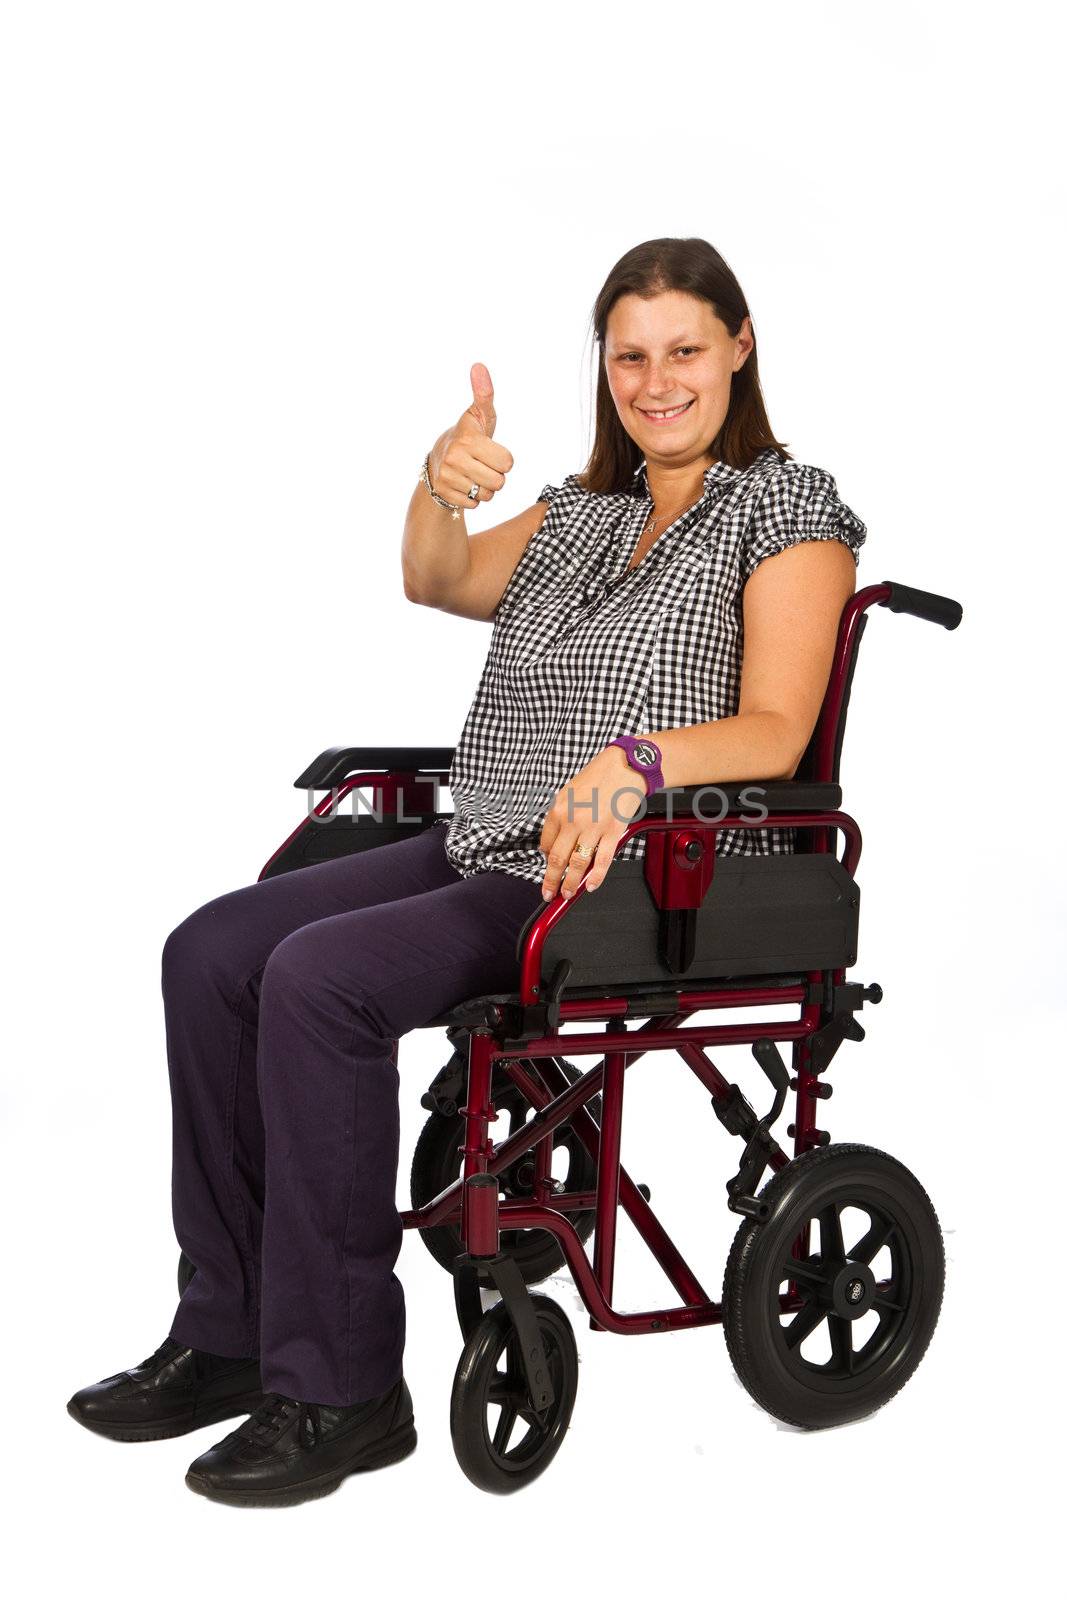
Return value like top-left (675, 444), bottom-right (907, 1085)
top-left (638, 399), bottom-right (695, 420)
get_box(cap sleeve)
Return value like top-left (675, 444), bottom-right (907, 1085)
top-left (741, 463), bottom-right (867, 583)
top-left (537, 482), bottom-right (561, 504)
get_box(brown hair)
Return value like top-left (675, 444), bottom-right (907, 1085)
top-left (579, 237), bottom-right (791, 495)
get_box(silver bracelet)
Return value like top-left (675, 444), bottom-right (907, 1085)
top-left (419, 452), bottom-right (463, 520)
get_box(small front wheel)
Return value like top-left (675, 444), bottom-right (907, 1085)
top-left (450, 1294), bottom-right (578, 1492)
top-left (722, 1143), bottom-right (944, 1430)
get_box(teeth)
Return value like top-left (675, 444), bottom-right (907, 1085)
top-left (643, 401), bottom-right (692, 418)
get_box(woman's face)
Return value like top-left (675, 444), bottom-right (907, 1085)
top-left (603, 289), bottom-right (753, 471)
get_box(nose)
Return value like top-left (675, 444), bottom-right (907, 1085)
top-left (642, 359), bottom-right (677, 400)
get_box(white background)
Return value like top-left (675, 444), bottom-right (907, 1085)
top-left (2, 0), bottom-right (1062, 1591)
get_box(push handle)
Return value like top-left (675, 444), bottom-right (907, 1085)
top-left (878, 580), bottom-right (963, 630)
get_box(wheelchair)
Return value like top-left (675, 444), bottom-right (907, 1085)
top-left (176, 577), bottom-right (962, 1492)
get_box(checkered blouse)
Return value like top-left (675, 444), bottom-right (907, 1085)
top-left (440, 445), bottom-right (867, 885)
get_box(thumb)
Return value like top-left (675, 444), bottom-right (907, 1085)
top-left (468, 361), bottom-right (497, 437)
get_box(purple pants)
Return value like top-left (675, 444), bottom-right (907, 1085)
top-left (162, 820), bottom-right (544, 1406)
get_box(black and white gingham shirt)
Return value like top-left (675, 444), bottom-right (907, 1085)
top-left (440, 445), bottom-right (867, 885)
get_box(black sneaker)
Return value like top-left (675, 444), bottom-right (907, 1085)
top-left (184, 1376), bottom-right (417, 1506)
top-left (67, 1336), bottom-right (266, 1442)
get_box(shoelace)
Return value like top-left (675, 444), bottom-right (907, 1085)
top-left (132, 1336), bottom-right (186, 1376)
top-left (133, 1338), bottom-right (251, 1385)
top-left (246, 1393), bottom-right (322, 1451)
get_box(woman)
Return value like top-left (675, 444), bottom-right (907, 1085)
top-left (67, 236), bottom-right (866, 1507)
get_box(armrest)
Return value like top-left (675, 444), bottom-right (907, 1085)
top-left (294, 746), bottom-right (456, 790)
top-left (643, 779), bottom-right (842, 815)
top-left (512, 780), bottom-right (845, 963)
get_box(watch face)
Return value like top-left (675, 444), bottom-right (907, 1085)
top-left (631, 741), bottom-right (659, 769)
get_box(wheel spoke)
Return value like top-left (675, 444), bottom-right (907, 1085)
top-left (818, 1203), bottom-right (846, 1267)
top-left (783, 1301), bottom-right (827, 1351)
top-left (828, 1315), bottom-right (854, 1376)
top-left (780, 1255), bottom-right (829, 1288)
top-left (872, 1287), bottom-right (905, 1317)
top-left (516, 1401), bottom-right (548, 1436)
top-left (486, 1375), bottom-right (522, 1406)
top-left (849, 1213), bottom-right (896, 1266)
top-left (492, 1400), bottom-right (518, 1454)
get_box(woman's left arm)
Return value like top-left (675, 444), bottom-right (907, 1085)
top-left (651, 536), bottom-right (858, 786)
top-left (538, 539), bottom-right (857, 900)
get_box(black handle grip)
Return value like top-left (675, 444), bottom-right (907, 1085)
top-left (878, 581), bottom-right (963, 630)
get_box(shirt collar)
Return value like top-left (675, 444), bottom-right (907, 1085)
top-left (630, 455), bottom-right (746, 500)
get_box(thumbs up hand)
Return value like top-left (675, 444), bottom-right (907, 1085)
top-left (428, 362), bottom-right (515, 511)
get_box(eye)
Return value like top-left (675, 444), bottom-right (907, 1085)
top-left (676, 346), bottom-right (698, 357)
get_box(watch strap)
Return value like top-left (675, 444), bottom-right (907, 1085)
top-left (607, 735), bottom-right (665, 796)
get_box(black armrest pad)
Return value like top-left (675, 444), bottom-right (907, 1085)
top-left (643, 779), bottom-right (841, 815)
top-left (295, 746), bottom-right (456, 789)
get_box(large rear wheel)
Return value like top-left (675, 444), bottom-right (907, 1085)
top-left (722, 1143), bottom-right (944, 1430)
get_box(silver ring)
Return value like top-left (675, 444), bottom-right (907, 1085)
top-left (467, 482), bottom-right (480, 502)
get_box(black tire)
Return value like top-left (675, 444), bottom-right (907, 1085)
top-left (722, 1143), bottom-right (944, 1430)
top-left (450, 1294), bottom-right (578, 1493)
top-left (177, 1250), bottom-right (196, 1296)
top-left (411, 1059), bottom-right (600, 1285)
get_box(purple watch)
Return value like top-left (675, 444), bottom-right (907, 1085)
top-left (607, 734), bottom-right (665, 797)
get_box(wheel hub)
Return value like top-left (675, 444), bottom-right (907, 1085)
top-left (829, 1261), bottom-right (877, 1321)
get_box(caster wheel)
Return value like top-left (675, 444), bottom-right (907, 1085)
top-left (722, 1143), bottom-right (944, 1430)
top-left (411, 1059), bottom-right (600, 1285)
top-left (177, 1250), bottom-right (196, 1296)
top-left (450, 1293), bottom-right (578, 1493)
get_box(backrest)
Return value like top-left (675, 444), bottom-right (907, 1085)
top-left (794, 608), bottom-right (869, 785)
top-left (791, 602), bottom-right (870, 852)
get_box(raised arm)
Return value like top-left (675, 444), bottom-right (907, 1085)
top-left (402, 363), bottom-right (548, 622)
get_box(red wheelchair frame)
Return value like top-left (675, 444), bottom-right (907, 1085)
top-left (258, 578), bottom-right (962, 1491)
